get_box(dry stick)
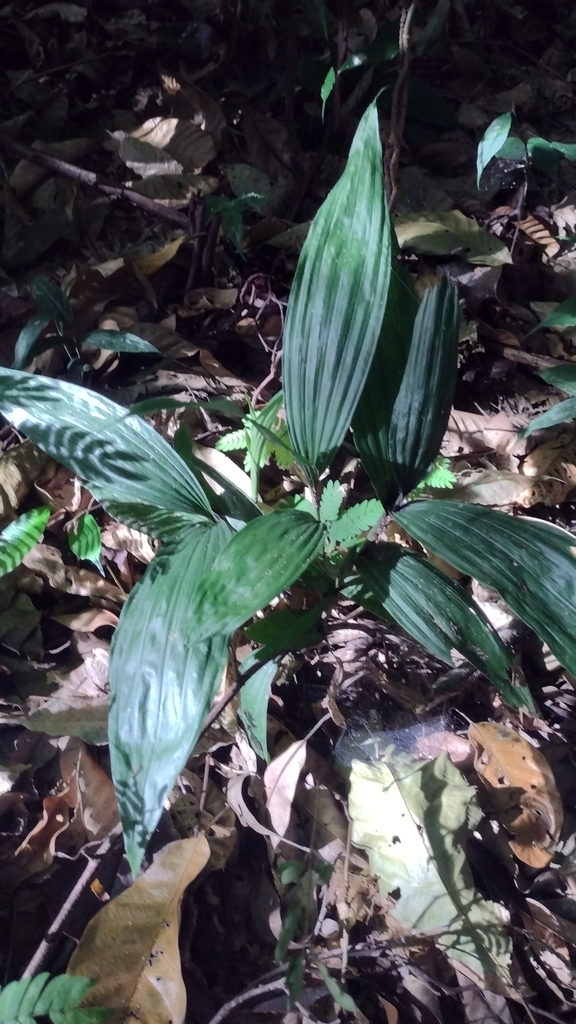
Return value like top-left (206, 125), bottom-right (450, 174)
top-left (205, 979), bottom-right (288, 1024)
top-left (384, 0), bottom-right (417, 213)
top-left (0, 135), bottom-right (193, 232)
top-left (21, 825), bottom-right (123, 979)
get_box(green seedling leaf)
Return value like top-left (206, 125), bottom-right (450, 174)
top-left (188, 511), bottom-right (326, 644)
top-left (321, 66), bottom-right (336, 117)
top-left (328, 498), bottom-right (384, 545)
top-left (539, 363), bottom-right (576, 395)
top-left (477, 112), bottom-right (512, 187)
top-left (13, 312), bottom-right (54, 370)
top-left (285, 951), bottom-right (304, 1006)
top-left (527, 137), bottom-right (560, 178)
top-left (314, 961), bottom-right (357, 1013)
top-left (83, 330), bottom-right (159, 354)
top-left (528, 296), bottom-right (576, 335)
top-left (0, 371), bottom-right (214, 529)
top-left (30, 276), bottom-right (73, 325)
top-left (396, 499), bottom-right (576, 678)
top-left (352, 544), bottom-right (527, 708)
top-left (109, 521), bottom-right (232, 875)
top-left (388, 280), bottom-right (460, 499)
top-left (283, 99), bottom-right (392, 477)
top-left (0, 972), bottom-right (108, 1024)
top-left (353, 258), bottom-right (418, 507)
top-left (410, 456), bottom-right (457, 495)
top-left (68, 513), bottom-right (102, 571)
top-left (244, 600), bottom-right (328, 661)
top-left (349, 753), bottom-right (511, 984)
top-left (174, 424), bottom-right (261, 524)
top-left (318, 480), bottom-right (343, 523)
top-left (520, 397), bottom-right (576, 437)
top-left (0, 506), bottom-right (50, 578)
top-left (238, 657), bottom-right (280, 762)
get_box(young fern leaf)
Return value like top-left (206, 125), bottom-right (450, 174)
top-left (328, 499), bottom-right (384, 545)
top-left (0, 973), bottom-right (109, 1024)
top-left (318, 480), bottom-right (344, 523)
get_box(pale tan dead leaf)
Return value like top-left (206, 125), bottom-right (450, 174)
top-left (51, 609), bottom-right (119, 632)
top-left (185, 287), bottom-right (238, 311)
top-left (14, 785), bottom-right (77, 866)
top-left (0, 440), bottom-right (54, 515)
top-left (23, 544), bottom-right (124, 608)
top-left (60, 736), bottom-right (119, 840)
top-left (67, 836), bottom-right (211, 1024)
top-left (552, 195), bottom-right (576, 235)
top-left (102, 522), bottom-right (156, 563)
top-left (25, 639), bottom-right (110, 744)
top-left (131, 236), bottom-right (186, 276)
top-left (445, 409), bottom-right (493, 453)
top-left (198, 348), bottom-right (247, 386)
top-left (469, 723), bottom-right (563, 868)
top-left (35, 464), bottom-right (83, 513)
top-left (264, 740), bottom-right (307, 848)
top-left (226, 774), bottom-right (310, 852)
top-left (450, 469), bottom-right (539, 506)
top-left (192, 442), bottom-right (252, 497)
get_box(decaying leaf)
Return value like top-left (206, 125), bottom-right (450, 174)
top-left (264, 740), bottom-right (307, 848)
top-left (67, 835), bottom-right (211, 1024)
top-left (349, 752), bottom-right (512, 987)
top-left (468, 722), bottom-right (563, 868)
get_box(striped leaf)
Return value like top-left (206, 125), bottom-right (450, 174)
top-left (0, 506), bottom-right (50, 577)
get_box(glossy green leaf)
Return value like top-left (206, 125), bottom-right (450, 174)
top-left (174, 424), bottom-right (260, 525)
top-left (396, 500), bottom-right (576, 676)
top-left (13, 313), bottom-right (54, 370)
top-left (109, 521), bottom-right (232, 875)
top-left (244, 600), bottom-right (327, 661)
top-left (520, 396), bottom-right (576, 437)
top-left (388, 280), bottom-right (459, 499)
top-left (68, 513), bottom-right (102, 570)
top-left (0, 973), bottom-right (107, 1024)
top-left (83, 329), bottom-right (159, 354)
top-left (477, 112), bottom-right (512, 187)
top-left (528, 296), bottom-right (576, 335)
top-left (30, 276), bottom-right (73, 325)
top-left (238, 658), bottom-right (280, 762)
top-left (103, 504), bottom-right (208, 542)
top-left (189, 511), bottom-right (326, 644)
top-left (0, 371), bottom-right (214, 527)
top-left (352, 544), bottom-right (529, 707)
top-left (539, 363), bottom-right (576, 395)
top-left (353, 259), bottom-right (418, 507)
top-left (283, 100), bottom-right (392, 476)
top-left (526, 137), bottom-right (560, 178)
top-left (0, 506), bottom-right (50, 578)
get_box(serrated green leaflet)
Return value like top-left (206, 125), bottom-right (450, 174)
top-left (318, 480), bottom-right (343, 523)
top-left (352, 544), bottom-right (527, 707)
top-left (0, 506), bottom-right (50, 578)
top-left (109, 521), bottom-right (232, 875)
top-left (388, 280), bottom-right (460, 499)
top-left (353, 259), bottom-right (417, 508)
top-left (68, 513), bottom-right (102, 569)
top-left (283, 100), bottom-right (392, 476)
top-left (328, 498), bottom-right (384, 545)
top-left (188, 511), bottom-right (326, 644)
top-left (0, 973), bottom-right (108, 1024)
top-left (83, 330), bottom-right (159, 353)
top-left (396, 500), bottom-right (576, 677)
top-left (0, 371), bottom-right (214, 527)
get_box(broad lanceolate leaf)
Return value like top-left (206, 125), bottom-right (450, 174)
top-left (109, 522), bottom-right (232, 874)
top-left (0, 973), bottom-right (108, 1024)
top-left (83, 330), bottom-right (159, 353)
top-left (353, 259), bottom-right (418, 508)
top-left (13, 313), bottom-right (54, 370)
top-left (68, 513), bottom-right (102, 570)
top-left (68, 837), bottom-right (210, 1024)
top-left (396, 499), bottom-right (576, 676)
top-left (0, 371), bottom-right (214, 530)
top-left (352, 545), bottom-right (528, 708)
top-left (520, 396), bottom-right (576, 437)
top-left (477, 112), bottom-right (512, 187)
top-left (387, 279), bottom-right (460, 499)
top-left (30, 276), bottom-right (73, 325)
top-left (349, 753), bottom-right (511, 985)
top-left (528, 296), bottom-right (576, 335)
top-left (0, 506), bottom-right (50, 578)
top-left (188, 511), bottom-right (326, 644)
top-left (283, 100), bottom-right (392, 475)
top-left (539, 363), bottom-right (576, 395)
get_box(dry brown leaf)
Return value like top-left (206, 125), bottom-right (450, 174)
top-left (130, 235), bottom-right (186, 276)
top-left (23, 544), bottom-right (125, 608)
top-left (51, 609), bottom-right (119, 632)
top-left (14, 785), bottom-right (77, 867)
top-left (67, 836), bottom-right (211, 1024)
top-left (264, 740), bottom-right (307, 847)
top-left (469, 723), bottom-right (563, 868)
top-left (102, 522), bottom-right (156, 563)
top-left (0, 440), bottom-right (54, 515)
top-left (60, 737), bottom-right (119, 840)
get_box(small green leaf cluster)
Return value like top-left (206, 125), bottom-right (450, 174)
top-left (477, 111), bottom-right (576, 188)
top-left (0, 973), bottom-right (108, 1024)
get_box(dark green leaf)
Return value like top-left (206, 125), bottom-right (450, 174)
top-left (352, 544), bottom-right (526, 706)
top-left (396, 500), bottom-right (576, 678)
top-left (238, 658), bottom-right (280, 761)
top-left (283, 100), bottom-right (392, 476)
top-left (68, 513), bottom-right (102, 570)
top-left (30, 276), bottom-right (73, 325)
top-left (13, 313), bottom-right (54, 370)
top-left (388, 280), bottom-right (459, 499)
top-left (83, 330), bottom-right (159, 354)
top-left (189, 511), bottom-right (326, 644)
top-left (520, 397), bottom-right (576, 438)
top-left (539, 363), bottom-right (576, 395)
top-left (0, 371), bottom-right (214, 527)
top-left (244, 601), bottom-right (327, 660)
top-left (527, 296), bottom-right (576, 335)
top-left (0, 506), bottom-right (50, 577)
top-left (109, 521), bottom-right (232, 875)
top-left (174, 424), bottom-right (260, 525)
top-left (526, 137), bottom-right (560, 178)
top-left (353, 259), bottom-right (418, 507)
top-left (477, 113), bottom-right (512, 187)
top-left (103, 504), bottom-right (207, 542)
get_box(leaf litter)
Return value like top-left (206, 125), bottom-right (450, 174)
top-left (1, 2), bottom-right (576, 1023)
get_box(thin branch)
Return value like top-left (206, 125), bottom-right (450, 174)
top-left (384, 0), bottom-right (417, 213)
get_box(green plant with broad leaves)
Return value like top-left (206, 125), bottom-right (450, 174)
top-left (1, 100), bottom-right (576, 879)
top-left (477, 111), bottom-right (576, 188)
